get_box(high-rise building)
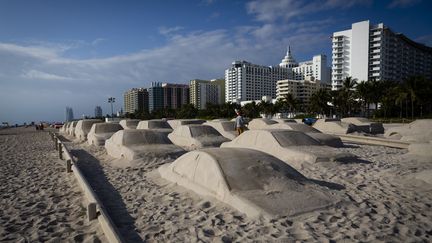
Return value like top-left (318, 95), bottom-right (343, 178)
top-left (123, 88), bottom-right (149, 114)
top-left (65, 107), bottom-right (74, 122)
top-left (148, 82), bottom-right (190, 112)
top-left (225, 61), bottom-right (291, 103)
top-left (225, 48), bottom-right (330, 103)
top-left (148, 82), bottom-right (164, 112)
top-left (331, 20), bottom-right (432, 90)
top-left (279, 47), bottom-right (331, 83)
top-left (94, 106), bottom-right (103, 118)
top-left (190, 79), bottom-right (225, 109)
top-left (276, 77), bottom-right (331, 105)
top-left (162, 83), bottom-right (189, 109)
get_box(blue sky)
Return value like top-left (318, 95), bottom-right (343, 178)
top-left (1, 0), bottom-right (431, 124)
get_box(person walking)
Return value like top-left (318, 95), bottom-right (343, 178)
top-left (234, 109), bottom-right (247, 135)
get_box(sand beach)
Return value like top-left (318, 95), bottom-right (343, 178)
top-left (0, 127), bottom-right (105, 242)
top-left (1, 125), bottom-right (431, 242)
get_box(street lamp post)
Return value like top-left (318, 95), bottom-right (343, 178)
top-left (108, 97), bottom-right (115, 121)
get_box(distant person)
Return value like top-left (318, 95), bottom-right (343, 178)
top-left (234, 110), bottom-right (247, 135)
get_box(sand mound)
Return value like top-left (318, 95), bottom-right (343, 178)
top-left (313, 119), bottom-right (357, 135)
top-left (221, 129), bottom-right (355, 170)
top-left (248, 118), bottom-right (278, 129)
top-left (168, 125), bottom-right (230, 150)
top-left (167, 119), bottom-right (205, 130)
top-left (74, 119), bottom-right (103, 141)
top-left (408, 141), bottom-right (432, 157)
top-left (105, 130), bottom-right (184, 161)
top-left (385, 119), bottom-right (432, 142)
top-left (119, 119), bottom-right (141, 130)
top-left (159, 147), bottom-right (339, 219)
top-left (87, 123), bottom-right (123, 146)
top-left (204, 121), bottom-right (237, 140)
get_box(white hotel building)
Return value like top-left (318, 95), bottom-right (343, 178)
top-left (332, 20), bottom-right (432, 90)
top-left (225, 48), bottom-right (330, 103)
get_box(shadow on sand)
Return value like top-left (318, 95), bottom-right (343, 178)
top-left (71, 149), bottom-right (144, 243)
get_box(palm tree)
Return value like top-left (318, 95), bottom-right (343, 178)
top-left (309, 89), bottom-right (331, 116)
top-left (242, 101), bottom-right (260, 119)
top-left (283, 93), bottom-right (298, 114)
top-left (340, 76), bottom-right (358, 116)
top-left (257, 100), bottom-right (275, 118)
top-left (355, 80), bottom-right (371, 117)
top-left (403, 76), bottom-right (420, 119)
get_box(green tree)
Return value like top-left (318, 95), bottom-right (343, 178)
top-left (309, 89), bottom-right (331, 116)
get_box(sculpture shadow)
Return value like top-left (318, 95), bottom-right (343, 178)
top-left (309, 179), bottom-right (346, 191)
top-left (71, 149), bottom-right (144, 243)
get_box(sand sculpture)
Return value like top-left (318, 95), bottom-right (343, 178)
top-left (159, 147), bottom-right (340, 219)
top-left (168, 125), bottom-right (230, 150)
top-left (66, 121), bottom-right (78, 136)
top-left (59, 122), bottom-right (68, 133)
top-left (221, 129), bottom-right (355, 170)
top-left (74, 120), bottom-right (103, 141)
top-left (119, 119), bottom-right (141, 130)
top-left (137, 119), bottom-right (173, 136)
top-left (248, 118), bottom-right (278, 129)
top-left (105, 130), bottom-right (185, 161)
top-left (204, 120), bottom-right (238, 140)
top-left (273, 119), bottom-right (297, 124)
top-left (312, 119), bottom-right (358, 135)
top-left (167, 119), bottom-right (206, 130)
top-left (384, 119), bottom-right (432, 143)
top-left (341, 117), bottom-right (384, 134)
top-left (270, 123), bottom-right (343, 147)
top-left (87, 123), bottom-right (123, 146)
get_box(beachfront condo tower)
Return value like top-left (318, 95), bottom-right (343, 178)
top-left (331, 20), bottom-right (432, 90)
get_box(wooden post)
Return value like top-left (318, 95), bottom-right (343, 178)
top-left (87, 202), bottom-right (97, 221)
top-left (55, 138), bottom-right (58, 151)
top-left (66, 159), bottom-right (72, 173)
top-left (58, 143), bottom-right (63, 160)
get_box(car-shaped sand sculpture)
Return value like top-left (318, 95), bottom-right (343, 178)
top-left (159, 147), bottom-right (340, 219)
top-left (74, 119), bottom-right (103, 141)
top-left (341, 117), bottom-right (384, 134)
top-left (384, 119), bottom-right (432, 143)
top-left (137, 119), bottom-right (173, 135)
top-left (221, 129), bottom-right (355, 170)
top-left (272, 118), bottom-right (297, 124)
top-left (204, 120), bottom-right (239, 140)
top-left (87, 123), bottom-right (123, 146)
top-left (119, 119), bottom-right (141, 130)
top-left (312, 119), bottom-right (358, 135)
top-left (67, 121), bottom-right (78, 136)
top-left (167, 119), bottom-right (206, 130)
top-left (168, 124), bottom-right (230, 150)
top-left (105, 129), bottom-right (185, 161)
top-left (270, 123), bottom-right (343, 147)
top-left (248, 118), bottom-right (278, 129)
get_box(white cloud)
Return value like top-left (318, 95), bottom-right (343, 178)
top-left (246, 0), bottom-right (372, 22)
top-left (159, 26), bottom-right (184, 36)
top-left (388, 0), bottom-right (421, 8)
top-left (22, 70), bottom-right (75, 81)
top-left (415, 34), bottom-right (432, 46)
